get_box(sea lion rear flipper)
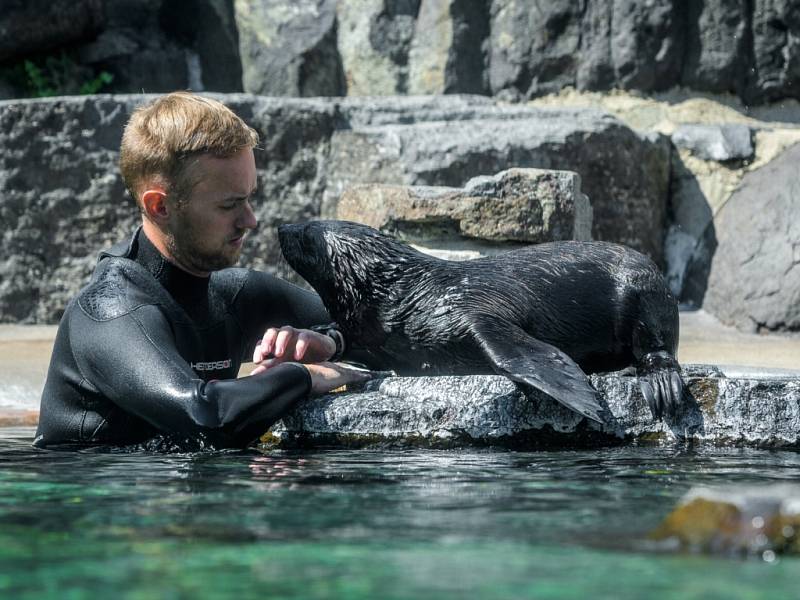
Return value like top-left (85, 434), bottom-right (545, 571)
top-left (469, 316), bottom-right (605, 424)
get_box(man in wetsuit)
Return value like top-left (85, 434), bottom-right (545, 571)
top-left (34, 92), bottom-right (368, 449)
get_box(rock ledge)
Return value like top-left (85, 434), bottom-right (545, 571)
top-left (267, 365), bottom-right (800, 449)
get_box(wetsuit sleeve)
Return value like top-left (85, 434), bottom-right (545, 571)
top-left (71, 303), bottom-right (311, 447)
top-left (234, 270), bottom-right (336, 359)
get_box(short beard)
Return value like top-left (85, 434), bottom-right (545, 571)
top-left (166, 218), bottom-right (241, 274)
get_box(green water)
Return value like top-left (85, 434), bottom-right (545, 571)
top-left (1, 427), bottom-right (798, 599)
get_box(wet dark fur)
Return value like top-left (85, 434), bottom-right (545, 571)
top-left (279, 221), bottom-right (683, 421)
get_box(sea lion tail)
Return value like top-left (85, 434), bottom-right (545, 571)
top-left (638, 351), bottom-right (684, 420)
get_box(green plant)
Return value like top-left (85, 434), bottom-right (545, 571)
top-left (24, 60), bottom-right (56, 97)
top-left (2, 50), bottom-right (114, 98)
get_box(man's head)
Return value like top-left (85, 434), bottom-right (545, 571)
top-left (120, 92), bottom-right (260, 275)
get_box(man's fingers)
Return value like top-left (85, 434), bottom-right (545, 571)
top-left (250, 358), bottom-right (278, 376)
top-left (274, 327), bottom-right (296, 358)
top-left (250, 364), bottom-right (266, 376)
top-left (263, 328), bottom-right (278, 355)
top-left (294, 332), bottom-right (309, 361)
top-left (253, 328), bottom-right (279, 362)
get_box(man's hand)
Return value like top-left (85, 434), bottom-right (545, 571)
top-left (251, 361), bottom-right (371, 395)
top-left (305, 362), bottom-right (372, 395)
top-left (253, 326), bottom-right (336, 366)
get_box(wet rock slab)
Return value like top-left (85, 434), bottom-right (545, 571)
top-left (267, 365), bottom-right (800, 449)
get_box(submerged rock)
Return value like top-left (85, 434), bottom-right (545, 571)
top-left (267, 365), bottom-right (800, 449)
top-left (650, 485), bottom-right (800, 557)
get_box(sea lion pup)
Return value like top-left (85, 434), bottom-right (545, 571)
top-left (278, 220), bottom-right (684, 423)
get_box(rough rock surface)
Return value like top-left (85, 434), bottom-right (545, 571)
top-left (0, 94), bottom-right (671, 322)
top-left (0, 0), bottom-right (105, 63)
top-left (2, 0), bottom-right (800, 104)
top-left (268, 365), bottom-right (800, 449)
top-left (704, 143), bottom-right (800, 333)
top-left (75, 0), bottom-right (191, 94)
top-left (337, 0), bottom-right (488, 96)
top-left (234, 0), bottom-right (344, 97)
top-left (336, 168), bottom-right (592, 257)
top-left (671, 124), bottom-right (754, 162)
top-left (0, 94), bottom-right (338, 322)
top-left (336, 0), bottom-right (418, 96)
top-left (681, 0), bottom-right (749, 96)
top-left (406, 0), bottom-right (489, 95)
top-left (160, 0), bottom-right (244, 92)
top-left (0, 96), bottom-right (139, 323)
top-left (325, 104), bottom-right (671, 264)
top-left (750, 0), bottom-right (800, 103)
top-left (489, 0), bottom-right (685, 96)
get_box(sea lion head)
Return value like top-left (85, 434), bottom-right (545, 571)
top-left (278, 220), bottom-right (419, 336)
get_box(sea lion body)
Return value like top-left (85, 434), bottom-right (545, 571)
top-left (279, 221), bottom-right (683, 422)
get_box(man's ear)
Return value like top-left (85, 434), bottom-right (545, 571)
top-left (141, 189), bottom-right (169, 223)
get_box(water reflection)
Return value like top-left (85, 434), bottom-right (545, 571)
top-left (2, 427), bottom-right (800, 598)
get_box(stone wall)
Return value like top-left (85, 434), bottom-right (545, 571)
top-left (2, 92), bottom-right (799, 334)
top-left (1, 1), bottom-right (799, 105)
top-left (0, 93), bottom-right (668, 323)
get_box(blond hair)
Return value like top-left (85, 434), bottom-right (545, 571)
top-left (119, 91), bottom-right (259, 206)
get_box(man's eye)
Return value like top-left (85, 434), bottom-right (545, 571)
top-left (221, 203), bottom-right (237, 210)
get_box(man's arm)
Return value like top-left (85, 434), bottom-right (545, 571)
top-left (70, 303), bottom-right (312, 447)
top-left (234, 270), bottom-right (349, 365)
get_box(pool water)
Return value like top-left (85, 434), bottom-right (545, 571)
top-left (1, 427), bottom-right (798, 599)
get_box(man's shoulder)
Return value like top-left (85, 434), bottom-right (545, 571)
top-left (210, 267), bottom-right (251, 290)
top-left (75, 257), bottom-right (162, 322)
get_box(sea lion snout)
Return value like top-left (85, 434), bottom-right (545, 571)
top-left (278, 222), bottom-right (334, 284)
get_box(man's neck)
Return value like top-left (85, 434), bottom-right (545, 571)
top-left (141, 220), bottom-right (210, 278)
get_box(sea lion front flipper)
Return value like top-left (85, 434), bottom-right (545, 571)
top-left (468, 316), bottom-right (604, 424)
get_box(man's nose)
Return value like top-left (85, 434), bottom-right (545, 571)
top-left (238, 200), bottom-right (258, 230)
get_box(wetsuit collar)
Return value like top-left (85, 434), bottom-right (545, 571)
top-left (98, 226), bottom-right (141, 261)
top-left (133, 229), bottom-right (212, 321)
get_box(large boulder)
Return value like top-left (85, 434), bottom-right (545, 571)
top-left (488, 0), bottom-right (583, 99)
top-left (337, 0), bottom-right (419, 96)
top-left (406, 0), bottom-right (489, 95)
top-left (159, 0), bottom-right (244, 92)
top-left (235, 0), bottom-right (345, 96)
top-left (336, 168), bottom-right (592, 259)
top-left (703, 143), bottom-right (800, 334)
top-left (75, 0), bottom-right (190, 94)
top-left (337, 0), bottom-right (488, 96)
top-left (267, 365), bottom-right (800, 448)
top-left (750, 0), bottom-right (800, 103)
top-left (0, 0), bottom-right (105, 63)
top-left (681, 0), bottom-right (749, 95)
top-left (487, 0), bottom-right (686, 98)
top-left (326, 103), bottom-right (671, 265)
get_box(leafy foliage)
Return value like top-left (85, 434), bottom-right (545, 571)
top-left (1, 50), bottom-right (114, 98)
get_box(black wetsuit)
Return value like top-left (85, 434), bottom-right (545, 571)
top-left (34, 228), bottom-right (336, 450)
